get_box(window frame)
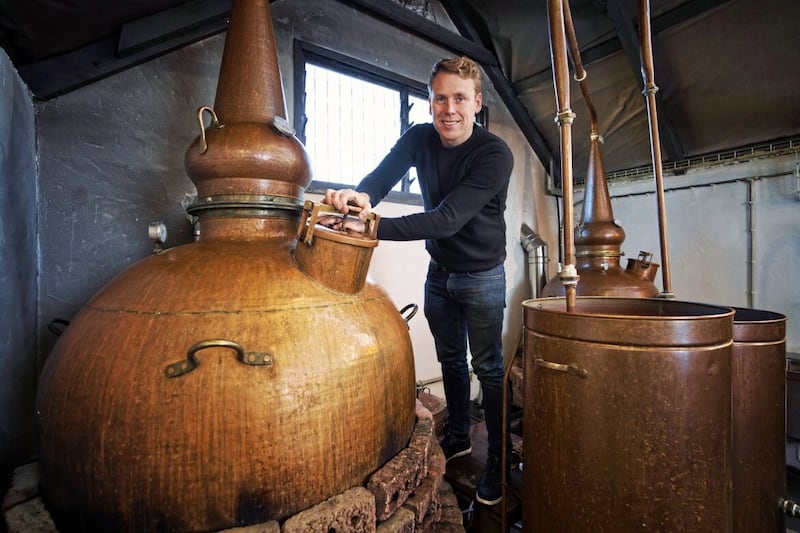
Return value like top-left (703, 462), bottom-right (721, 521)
top-left (293, 40), bottom-right (428, 205)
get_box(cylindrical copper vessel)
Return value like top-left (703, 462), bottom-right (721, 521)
top-left (35, 1), bottom-right (416, 531)
top-left (522, 297), bottom-right (734, 532)
top-left (731, 306), bottom-right (787, 532)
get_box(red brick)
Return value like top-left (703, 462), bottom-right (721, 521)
top-left (402, 441), bottom-right (445, 523)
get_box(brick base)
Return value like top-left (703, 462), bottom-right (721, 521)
top-left (3, 400), bottom-right (464, 533)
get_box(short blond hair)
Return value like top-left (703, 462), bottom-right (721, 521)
top-left (428, 56), bottom-right (482, 95)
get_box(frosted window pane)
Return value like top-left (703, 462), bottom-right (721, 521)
top-left (305, 64), bottom-right (400, 186)
top-left (406, 94), bottom-right (431, 195)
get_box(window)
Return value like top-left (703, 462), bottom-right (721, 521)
top-left (294, 42), bottom-right (430, 204)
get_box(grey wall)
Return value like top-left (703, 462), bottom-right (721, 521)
top-left (0, 50), bottom-right (37, 469)
top-left (604, 153), bottom-right (800, 350)
top-left (36, 38), bottom-right (220, 358)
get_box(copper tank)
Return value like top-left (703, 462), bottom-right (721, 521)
top-left (731, 307), bottom-right (787, 532)
top-left (522, 296), bottom-right (734, 532)
top-left (34, 1), bottom-right (416, 531)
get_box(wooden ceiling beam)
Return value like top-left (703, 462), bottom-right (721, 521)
top-left (18, 0), bottom-right (236, 99)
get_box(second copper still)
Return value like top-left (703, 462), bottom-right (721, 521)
top-left (34, 1), bottom-right (416, 531)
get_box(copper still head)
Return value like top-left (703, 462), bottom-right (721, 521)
top-left (542, 135), bottom-right (660, 297)
top-left (184, 0), bottom-right (311, 218)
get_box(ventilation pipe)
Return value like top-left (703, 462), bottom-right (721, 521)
top-left (520, 224), bottom-right (549, 299)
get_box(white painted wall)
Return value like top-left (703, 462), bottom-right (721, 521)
top-left (596, 152), bottom-right (800, 351)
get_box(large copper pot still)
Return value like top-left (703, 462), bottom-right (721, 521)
top-left (34, 1), bottom-right (416, 531)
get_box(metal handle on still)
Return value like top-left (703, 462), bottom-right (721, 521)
top-left (535, 358), bottom-right (589, 379)
top-left (164, 339), bottom-right (273, 378)
top-left (399, 303), bottom-right (418, 326)
top-left (296, 200), bottom-right (380, 244)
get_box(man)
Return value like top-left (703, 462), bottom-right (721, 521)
top-left (322, 56), bottom-right (513, 505)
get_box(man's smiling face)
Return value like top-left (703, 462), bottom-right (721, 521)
top-left (429, 72), bottom-right (483, 148)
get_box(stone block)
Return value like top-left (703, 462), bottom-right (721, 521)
top-left (415, 398), bottom-right (432, 421)
top-left (375, 506), bottom-right (414, 533)
top-left (216, 520), bottom-right (280, 532)
top-left (4, 497), bottom-right (57, 533)
top-left (402, 441), bottom-right (445, 523)
top-left (437, 482), bottom-right (464, 527)
top-left (282, 487), bottom-right (375, 533)
top-left (367, 417), bottom-right (434, 520)
top-left (3, 463), bottom-right (39, 511)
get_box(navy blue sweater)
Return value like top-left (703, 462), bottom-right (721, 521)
top-left (356, 123), bottom-right (513, 272)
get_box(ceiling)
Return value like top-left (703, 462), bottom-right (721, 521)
top-left (1, 0), bottom-right (798, 182)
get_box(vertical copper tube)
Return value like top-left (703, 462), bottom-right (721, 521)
top-left (540, 0), bottom-right (659, 299)
top-left (639, 0), bottom-right (673, 297)
top-left (547, 0), bottom-right (578, 311)
top-left (563, 1), bottom-right (597, 136)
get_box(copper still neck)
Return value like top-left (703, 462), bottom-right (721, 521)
top-left (574, 135), bottom-right (625, 264)
top-left (184, 0), bottom-right (311, 227)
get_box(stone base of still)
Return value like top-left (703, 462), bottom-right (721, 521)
top-left (2, 399), bottom-right (463, 533)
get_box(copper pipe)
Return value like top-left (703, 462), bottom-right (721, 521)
top-left (563, 1), bottom-right (597, 136)
top-left (639, 0), bottom-right (674, 298)
top-left (539, 0), bottom-right (659, 299)
top-left (548, 0), bottom-right (578, 311)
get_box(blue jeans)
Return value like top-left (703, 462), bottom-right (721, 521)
top-left (424, 262), bottom-right (507, 459)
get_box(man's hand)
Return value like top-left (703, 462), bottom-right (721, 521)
top-left (322, 188), bottom-right (372, 222)
top-left (318, 214), bottom-right (366, 234)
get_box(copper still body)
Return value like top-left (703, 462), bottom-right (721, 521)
top-left (522, 297), bottom-right (734, 532)
top-left (731, 307), bottom-right (787, 532)
top-left (34, 1), bottom-right (416, 531)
